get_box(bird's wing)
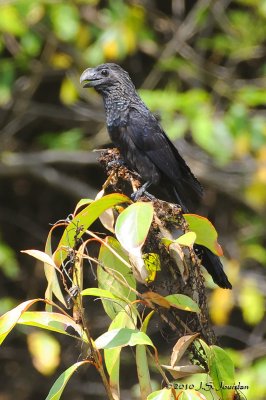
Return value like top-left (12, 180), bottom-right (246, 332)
top-left (127, 108), bottom-right (203, 199)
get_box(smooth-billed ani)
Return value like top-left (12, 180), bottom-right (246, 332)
top-left (80, 63), bottom-right (232, 289)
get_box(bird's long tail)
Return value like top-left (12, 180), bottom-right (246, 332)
top-left (194, 245), bottom-right (232, 289)
top-left (168, 185), bottom-right (232, 289)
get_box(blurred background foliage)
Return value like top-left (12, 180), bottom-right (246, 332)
top-left (0, 0), bottom-right (265, 399)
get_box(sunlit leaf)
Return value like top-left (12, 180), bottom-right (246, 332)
top-left (17, 311), bottom-right (85, 341)
top-left (44, 228), bottom-right (67, 308)
top-left (141, 311), bottom-right (155, 334)
top-left (147, 388), bottom-right (175, 400)
top-left (0, 299), bottom-right (44, 345)
top-left (97, 237), bottom-right (136, 319)
top-left (54, 193), bottom-right (131, 266)
top-left (136, 342), bottom-right (152, 399)
top-left (115, 202), bottom-right (154, 252)
top-left (104, 307), bottom-right (136, 398)
top-left (73, 198), bottom-right (93, 215)
top-left (179, 390), bottom-right (207, 400)
top-left (21, 249), bottom-right (57, 269)
top-left (81, 287), bottom-right (118, 300)
top-left (175, 232), bottom-right (197, 247)
top-left (95, 328), bottom-right (155, 350)
top-left (45, 361), bottom-right (89, 400)
top-left (96, 188), bottom-right (116, 233)
top-left (165, 294), bottom-right (200, 313)
top-left (184, 214), bottom-right (223, 256)
top-left (103, 303), bottom-right (137, 394)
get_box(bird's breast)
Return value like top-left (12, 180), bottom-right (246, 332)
top-left (107, 124), bottom-right (160, 185)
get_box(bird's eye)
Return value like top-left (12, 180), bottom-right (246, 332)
top-left (101, 69), bottom-right (109, 76)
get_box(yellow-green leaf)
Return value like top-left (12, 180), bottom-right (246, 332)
top-left (54, 193), bottom-right (131, 267)
top-left (184, 214), bottom-right (223, 256)
top-left (45, 361), bottom-right (89, 400)
top-left (115, 202), bottom-right (154, 252)
top-left (165, 294), bottom-right (200, 313)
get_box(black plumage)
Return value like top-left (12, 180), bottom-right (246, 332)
top-left (80, 63), bottom-right (232, 289)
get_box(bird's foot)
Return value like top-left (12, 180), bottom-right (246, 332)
top-left (144, 191), bottom-right (156, 200)
top-left (131, 189), bottom-right (143, 201)
top-left (131, 185), bottom-right (155, 202)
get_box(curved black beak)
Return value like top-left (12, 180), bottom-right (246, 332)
top-left (80, 68), bottom-right (98, 88)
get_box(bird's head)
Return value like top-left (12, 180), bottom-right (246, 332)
top-left (80, 63), bottom-right (135, 95)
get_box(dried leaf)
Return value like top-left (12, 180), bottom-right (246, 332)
top-left (171, 333), bottom-right (200, 366)
top-left (142, 292), bottom-right (171, 309)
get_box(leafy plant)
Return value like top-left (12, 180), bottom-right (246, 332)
top-left (0, 194), bottom-right (240, 400)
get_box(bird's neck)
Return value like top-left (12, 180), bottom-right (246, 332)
top-left (101, 86), bottom-right (139, 127)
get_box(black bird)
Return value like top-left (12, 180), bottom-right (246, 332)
top-left (80, 63), bottom-right (232, 289)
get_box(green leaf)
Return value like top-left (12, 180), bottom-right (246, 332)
top-left (74, 198), bottom-right (93, 215)
top-left (95, 328), bottom-right (155, 350)
top-left (45, 228), bottom-right (67, 308)
top-left (136, 343), bottom-right (152, 399)
top-left (97, 237), bottom-right (136, 320)
top-left (104, 307), bottom-right (137, 397)
top-left (45, 361), bottom-right (89, 400)
top-left (0, 299), bottom-right (44, 345)
top-left (115, 202), bottom-right (154, 252)
top-left (184, 214), bottom-right (223, 256)
top-left (21, 249), bottom-right (66, 308)
top-left (208, 346), bottom-right (235, 400)
top-left (17, 311), bottom-right (85, 341)
top-left (141, 311), bottom-right (155, 334)
top-left (54, 193), bottom-right (131, 266)
top-left (165, 294), bottom-right (200, 313)
top-left (196, 339), bottom-right (211, 362)
top-left (179, 390), bottom-right (207, 400)
top-left (147, 388), bottom-right (175, 399)
top-left (81, 287), bottom-right (118, 300)
top-left (175, 232), bottom-right (197, 247)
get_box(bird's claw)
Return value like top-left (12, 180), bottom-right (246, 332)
top-left (131, 189), bottom-right (155, 202)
